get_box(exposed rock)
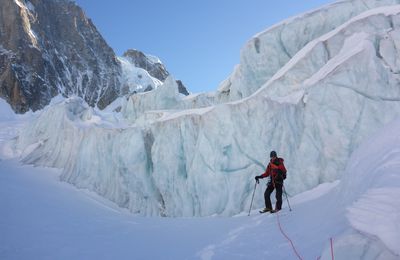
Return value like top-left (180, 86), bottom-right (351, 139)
top-left (176, 80), bottom-right (189, 96)
top-left (122, 49), bottom-right (189, 96)
top-left (0, 0), bottom-right (121, 113)
top-left (123, 49), bottom-right (168, 81)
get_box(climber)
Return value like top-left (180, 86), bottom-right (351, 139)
top-left (255, 150), bottom-right (287, 213)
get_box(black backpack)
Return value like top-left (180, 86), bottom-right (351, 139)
top-left (273, 158), bottom-right (287, 180)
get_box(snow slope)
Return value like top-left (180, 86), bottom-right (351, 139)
top-left (202, 117), bottom-right (400, 260)
top-left (118, 56), bottom-right (163, 95)
top-left (0, 159), bottom-right (244, 260)
top-left (0, 97), bottom-right (16, 121)
top-left (1, 113), bottom-right (399, 259)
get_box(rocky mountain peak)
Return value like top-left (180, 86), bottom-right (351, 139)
top-left (0, 0), bottom-right (121, 113)
top-left (123, 49), bottom-right (169, 82)
top-left (0, 0), bottom-right (191, 114)
top-left (122, 49), bottom-right (189, 96)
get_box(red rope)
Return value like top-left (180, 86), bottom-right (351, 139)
top-left (316, 238), bottom-right (334, 260)
top-left (276, 211), bottom-right (304, 260)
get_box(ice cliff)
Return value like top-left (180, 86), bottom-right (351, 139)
top-left (12, 1), bottom-right (400, 217)
top-left (217, 0), bottom-right (400, 101)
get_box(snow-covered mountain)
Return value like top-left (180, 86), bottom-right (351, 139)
top-left (9, 0), bottom-right (400, 219)
top-left (0, 0), bottom-right (188, 113)
top-left (119, 49), bottom-right (189, 96)
top-left (0, 0), bottom-right (121, 113)
top-left (118, 55), bottom-right (163, 95)
top-left (123, 49), bottom-right (169, 82)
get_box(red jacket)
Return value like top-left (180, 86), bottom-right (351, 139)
top-left (260, 158), bottom-right (286, 181)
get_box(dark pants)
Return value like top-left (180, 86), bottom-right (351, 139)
top-left (264, 182), bottom-right (283, 210)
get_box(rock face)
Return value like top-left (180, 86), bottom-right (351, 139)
top-left (0, 0), bottom-right (121, 113)
top-left (176, 80), bottom-right (189, 96)
top-left (123, 49), bottom-right (189, 95)
top-left (123, 49), bottom-right (169, 82)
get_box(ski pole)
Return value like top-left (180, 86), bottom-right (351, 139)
top-left (283, 185), bottom-right (292, 211)
top-left (248, 180), bottom-right (258, 216)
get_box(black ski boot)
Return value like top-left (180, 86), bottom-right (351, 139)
top-left (259, 208), bottom-right (272, 214)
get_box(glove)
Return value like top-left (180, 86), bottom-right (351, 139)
top-left (255, 175), bottom-right (261, 184)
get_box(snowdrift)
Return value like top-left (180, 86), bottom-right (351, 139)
top-left (11, 3), bottom-right (400, 217)
top-left (200, 117), bottom-right (400, 260)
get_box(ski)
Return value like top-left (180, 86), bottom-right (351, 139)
top-left (259, 209), bottom-right (281, 214)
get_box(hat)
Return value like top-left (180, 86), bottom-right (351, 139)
top-left (270, 151), bottom-right (277, 158)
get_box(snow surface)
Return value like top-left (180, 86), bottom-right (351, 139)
top-left (145, 53), bottom-right (163, 65)
top-left (1, 113), bottom-right (399, 259)
top-left (117, 56), bottom-right (163, 95)
top-left (0, 98), bottom-right (16, 121)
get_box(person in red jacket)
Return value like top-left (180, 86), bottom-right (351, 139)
top-left (255, 151), bottom-right (287, 213)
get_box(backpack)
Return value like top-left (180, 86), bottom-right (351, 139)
top-left (273, 158), bottom-right (287, 180)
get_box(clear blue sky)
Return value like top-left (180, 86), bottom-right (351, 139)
top-left (75, 0), bottom-right (333, 93)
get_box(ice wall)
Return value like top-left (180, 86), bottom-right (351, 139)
top-left (120, 76), bottom-right (181, 124)
top-left (219, 0), bottom-right (400, 101)
top-left (13, 5), bottom-right (400, 216)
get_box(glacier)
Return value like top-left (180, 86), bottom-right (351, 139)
top-left (2, 104), bottom-right (400, 259)
top-left (217, 0), bottom-right (400, 102)
top-left (199, 117), bottom-right (400, 259)
top-left (10, 2), bottom-right (400, 217)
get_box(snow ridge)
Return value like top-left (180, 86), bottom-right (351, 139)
top-left (219, 0), bottom-right (400, 102)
